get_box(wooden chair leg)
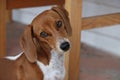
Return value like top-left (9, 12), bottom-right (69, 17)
top-left (0, 0), bottom-right (6, 57)
top-left (65, 0), bottom-right (82, 80)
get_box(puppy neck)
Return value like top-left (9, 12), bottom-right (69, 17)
top-left (37, 49), bottom-right (65, 80)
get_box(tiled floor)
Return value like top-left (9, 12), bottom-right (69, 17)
top-left (7, 22), bottom-right (120, 80)
top-left (6, 21), bottom-right (24, 56)
top-left (80, 43), bottom-right (120, 80)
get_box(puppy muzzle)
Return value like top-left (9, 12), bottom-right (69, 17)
top-left (60, 41), bottom-right (70, 52)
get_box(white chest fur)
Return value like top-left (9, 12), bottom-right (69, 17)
top-left (37, 50), bottom-right (65, 80)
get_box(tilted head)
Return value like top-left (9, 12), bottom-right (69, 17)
top-left (20, 6), bottom-right (72, 64)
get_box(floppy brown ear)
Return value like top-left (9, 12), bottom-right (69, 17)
top-left (52, 6), bottom-right (72, 36)
top-left (20, 25), bottom-right (37, 63)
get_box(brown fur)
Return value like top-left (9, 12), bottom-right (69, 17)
top-left (0, 6), bottom-right (72, 80)
top-left (0, 54), bottom-right (43, 80)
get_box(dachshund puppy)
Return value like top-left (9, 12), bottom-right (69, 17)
top-left (0, 6), bottom-right (72, 80)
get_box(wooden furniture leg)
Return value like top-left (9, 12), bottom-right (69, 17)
top-left (0, 0), bottom-right (6, 57)
top-left (65, 0), bottom-right (82, 80)
top-left (82, 13), bottom-right (120, 30)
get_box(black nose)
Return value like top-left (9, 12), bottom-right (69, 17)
top-left (60, 42), bottom-right (70, 51)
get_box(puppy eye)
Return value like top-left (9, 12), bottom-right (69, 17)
top-left (40, 32), bottom-right (48, 38)
top-left (56, 20), bottom-right (62, 28)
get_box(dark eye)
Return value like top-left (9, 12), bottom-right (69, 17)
top-left (56, 20), bottom-right (62, 28)
top-left (40, 32), bottom-right (48, 38)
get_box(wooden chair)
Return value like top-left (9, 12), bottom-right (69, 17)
top-left (0, 0), bottom-right (81, 80)
top-left (66, 1), bottom-right (120, 80)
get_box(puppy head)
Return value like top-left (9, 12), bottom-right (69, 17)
top-left (20, 6), bottom-right (72, 63)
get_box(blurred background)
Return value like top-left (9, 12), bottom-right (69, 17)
top-left (7, 0), bottom-right (120, 80)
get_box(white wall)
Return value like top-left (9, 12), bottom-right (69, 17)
top-left (82, 0), bottom-right (120, 56)
top-left (12, 0), bottom-right (120, 56)
top-left (12, 6), bottom-right (52, 24)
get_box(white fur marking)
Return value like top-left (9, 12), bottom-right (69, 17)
top-left (5, 52), bottom-right (23, 60)
top-left (37, 49), bottom-right (65, 80)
